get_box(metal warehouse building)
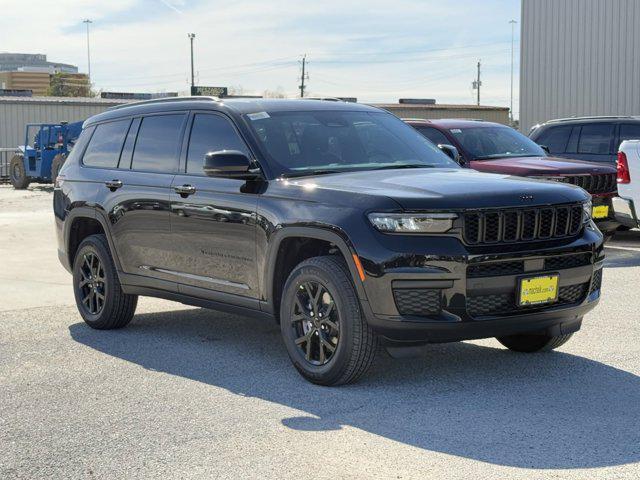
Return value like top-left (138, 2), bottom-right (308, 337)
top-left (0, 96), bottom-right (129, 148)
top-left (520, 0), bottom-right (640, 132)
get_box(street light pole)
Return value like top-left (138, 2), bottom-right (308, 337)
top-left (83, 19), bottom-right (92, 83)
top-left (509, 19), bottom-right (518, 125)
top-left (188, 33), bottom-right (196, 95)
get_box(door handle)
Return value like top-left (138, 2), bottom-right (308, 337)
top-left (104, 179), bottom-right (123, 191)
top-left (174, 184), bottom-right (196, 197)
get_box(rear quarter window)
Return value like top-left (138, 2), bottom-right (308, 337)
top-left (619, 123), bottom-right (640, 144)
top-left (82, 120), bottom-right (131, 168)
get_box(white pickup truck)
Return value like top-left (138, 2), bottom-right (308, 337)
top-left (614, 140), bottom-right (640, 229)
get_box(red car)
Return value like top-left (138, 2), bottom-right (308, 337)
top-left (406, 119), bottom-right (619, 238)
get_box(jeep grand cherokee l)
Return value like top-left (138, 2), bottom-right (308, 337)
top-left (54, 98), bottom-right (604, 385)
top-left (406, 119), bottom-right (619, 239)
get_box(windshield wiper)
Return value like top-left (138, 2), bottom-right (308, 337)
top-left (474, 154), bottom-right (535, 160)
top-left (280, 169), bottom-right (344, 178)
top-left (372, 164), bottom-right (435, 170)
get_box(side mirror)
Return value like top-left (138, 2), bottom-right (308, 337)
top-left (539, 144), bottom-right (550, 155)
top-left (437, 144), bottom-right (464, 165)
top-left (203, 150), bottom-right (261, 179)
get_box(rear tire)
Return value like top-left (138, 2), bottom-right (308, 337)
top-left (72, 234), bottom-right (137, 329)
top-left (51, 154), bottom-right (65, 182)
top-left (9, 155), bottom-right (30, 190)
top-left (280, 256), bottom-right (377, 386)
top-left (497, 332), bottom-right (574, 352)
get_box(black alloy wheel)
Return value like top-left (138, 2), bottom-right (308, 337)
top-left (72, 234), bottom-right (137, 329)
top-left (77, 252), bottom-right (106, 315)
top-left (291, 281), bottom-right (340, 365)
top-left (280, 256), bottom-right (377, 386)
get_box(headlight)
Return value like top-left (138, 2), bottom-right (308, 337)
top-left (368, 212), bottom-right (457, 233)
top-left (582, 199), bottom-right (592, 223)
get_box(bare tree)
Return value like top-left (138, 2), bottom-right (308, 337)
top-left (263, 86), bottom-right (287, 98)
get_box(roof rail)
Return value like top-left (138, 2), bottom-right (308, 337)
top-left (545, 115), bottom-right (640, 123)
top-left (107, 95), bottom-right (220, 111)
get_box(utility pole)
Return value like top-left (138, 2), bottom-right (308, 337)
top-left (509, 19), bottom-right (518, 125)
top-left (83, 19), bottom-right (92, 83)
top-left (472, 60), bottom-right (482, 106)
top-left (188, 33), bottom-right (196, 95)
top-left (299, 54), bottom-right (308, 98)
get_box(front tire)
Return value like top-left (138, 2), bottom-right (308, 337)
top-left (9, 155), bottom-right (30, 190)
top-left (280, 256), bottom-right (377, 386)
top-left (72, 234), bottom-right (137, 329)
top-left (496, 332), bottom-right (574, 352)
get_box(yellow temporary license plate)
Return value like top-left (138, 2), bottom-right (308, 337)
top-left (519, 274), bottom-right (559, 306)
top-left (592, 205), bottom-right (609, 219)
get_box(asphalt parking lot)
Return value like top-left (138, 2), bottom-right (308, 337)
top-left (1, 184), bottom-right (639, 479)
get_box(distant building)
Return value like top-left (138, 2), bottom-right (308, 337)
top-left (0, 53), bottom-right (78, 73)
top-left (372, 101), bottom-right (510, 125)
top-left (0, 71), bottom-right (90, 96)
top-left (520, 0), bottom-right (640, 132)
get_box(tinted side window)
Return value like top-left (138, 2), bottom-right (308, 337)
top-left (619, 123), bottom-right (640, 144)
top-left (578, 123), bottom-right (614, 154)
top-left (534, 125), bottom-right (572, 154)
top-left (186, 114), bottom-right (249, 175)
top-left (416, 126), bottom-right (450, 146)
top-left (82, 120), bottom-right (130, 168)
top-left (131, 114), bottom-right (186, 173)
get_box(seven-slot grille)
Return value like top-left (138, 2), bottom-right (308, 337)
top-left (561, 174), bottom-right (617, 194)
top-left (463, 204), bottom-right (583, 245)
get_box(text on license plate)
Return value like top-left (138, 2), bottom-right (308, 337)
top-left (519, 275), bottom-right (559, 306)
top-left (592, 205), bottom-right (609, 219)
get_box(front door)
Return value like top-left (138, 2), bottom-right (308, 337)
top-left (167, 112), bottom-right (260, 301)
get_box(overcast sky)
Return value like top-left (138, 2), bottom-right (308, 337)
top-left (1, 0), bottom-right (521, 114)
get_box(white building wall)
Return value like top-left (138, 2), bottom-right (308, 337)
top-left (520, 0), bottom-right (640, 132)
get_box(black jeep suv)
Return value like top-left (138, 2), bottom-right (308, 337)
top-left (54, 97), bottom-right (604, 385)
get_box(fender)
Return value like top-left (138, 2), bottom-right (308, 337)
top-left (64, 206), bottom-right (125, 277)
top-left (261, 226), bottom-right (369, 314)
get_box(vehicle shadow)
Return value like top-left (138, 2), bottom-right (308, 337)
top-left (605, 231), bottom-right (640, 268)
top-left (69, 308), bottom-right (640, 470)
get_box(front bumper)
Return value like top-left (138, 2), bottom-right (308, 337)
top-left (592, 195), bottom-right (621, 234)
top-left (612, 196), bottom-right (639, 229)
top-left (359, 225), bottom-right (604, 343)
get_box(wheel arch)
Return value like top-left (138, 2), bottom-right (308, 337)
top-left (65, 207), bottom-right (124, 274)
top-left (263, 226), bottom-right (368, 317)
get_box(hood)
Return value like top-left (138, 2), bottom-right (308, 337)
top-left (469, 156), bottom-right (616, 176)
top-left (285, 168), bottom-right (589, 210)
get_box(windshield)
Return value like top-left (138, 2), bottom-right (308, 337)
top-left (449, 126), bottom-right (546, 160)
top-left (245, 110), bottom-right (458, 177)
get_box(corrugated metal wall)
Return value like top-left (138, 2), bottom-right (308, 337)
top-left (0, 100), bottom-right (121, 148)
top-left (520, 0), bottom-right (640, 132)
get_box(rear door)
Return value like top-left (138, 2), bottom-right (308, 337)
top-left (94, 112), bottom-right (188, 285)
top-left (167, 111), bottom-right (260, 303)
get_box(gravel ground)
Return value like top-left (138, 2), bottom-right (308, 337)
top-left (1, 184), bottom-right (639, 479)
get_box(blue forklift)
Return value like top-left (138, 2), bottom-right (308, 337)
top-left (9, 121), bottom-right (84, 189)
